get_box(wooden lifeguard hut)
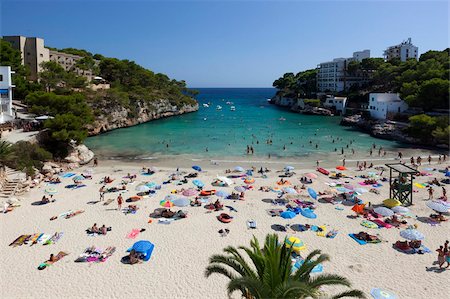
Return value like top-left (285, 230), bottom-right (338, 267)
top-left (385, 163), bottom-right (419, 206)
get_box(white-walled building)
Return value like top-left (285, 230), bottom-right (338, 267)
top-left (384, 38), bottom-right (418, 61)
top-left (323, 96), bottom-right (347, 115)
top-left (317, 50), bottom-right (370, 92)
top-left (0, 66), bottom-right (15, 123)
top-left (368, 93), bottom-right (409, 120)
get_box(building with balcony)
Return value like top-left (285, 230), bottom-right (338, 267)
top-left (384, 38), bottom-right (418, 61)
top-left (3, 36), bottom-right (49, 81)
top-left (323, 96), bottom-right (347, 115)
top-left (0, 66), bottom-right (15, 123)
top-left (316, 50), bottom-right (370, 93)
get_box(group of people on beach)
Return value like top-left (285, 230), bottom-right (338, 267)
top-left (436, 240), bottom-right (450, 269)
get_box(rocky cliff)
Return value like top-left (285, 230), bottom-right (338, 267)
top-left (86, 99), bottom-right (199, 135)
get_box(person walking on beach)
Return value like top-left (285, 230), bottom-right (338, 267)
top-left (99, 185), bottom-right (105, 201)
top-left (444, 240), bottom-right (450, 268)
top-left (428, 155), bottom-right (432, 165)
top-left (428, 186), bottom-right (434, 200)
top-left (417, 156), bottom-right (422, 166)
top-left (316, 160), bottom-right (319, 167)
top-left (398, 152), bottom-right (403, 159)
top-left (442, 187), bottom-right (447, 200)
top-left (117, 194), bottom-right (123, 211)
top-left (342, 159), bottom-right (346, 167)
top-left (436, 246), bottom-right (446, 269)
top-left (410, 157), bottom-right (415, 165)
top-left (93, 157), bottom-right (98, 167)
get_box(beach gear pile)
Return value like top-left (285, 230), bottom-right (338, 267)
top-left (75, 246), bottom-right (116, 263)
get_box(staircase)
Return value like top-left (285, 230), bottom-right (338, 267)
top-left (0, 166), bottom-right (26, 199)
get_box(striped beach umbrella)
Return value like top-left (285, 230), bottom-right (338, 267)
top-left (285, 236), bottom-right (306, 252)
top-left (426, 201), bottom-right (449, 213)
top-left (160, 199), bottom-right (174, 208)
top-left (392, 206), bottom-right (409, 214)
top-left (400, 228), bottom-right (424, 240)
top-left (45, 187), bottom-right (58, 195)
top-left (374, 207), bottom-right (394, 217)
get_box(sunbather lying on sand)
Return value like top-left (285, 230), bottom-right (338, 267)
top-left (128, 249), bottom-right (140, 265)
top-left (355, 232), bottom-right (379, 242)
top-left (430, 213), bottom-right (448, 222)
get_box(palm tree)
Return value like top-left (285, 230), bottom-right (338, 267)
top-left (0, 140), bottom-right (14, 166)
top-left (205, 234), bottom-right (365, 299)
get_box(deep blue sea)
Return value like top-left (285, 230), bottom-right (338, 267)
top-left (85, 88), bottom-right (406, 159)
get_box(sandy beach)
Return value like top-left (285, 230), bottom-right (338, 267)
top-left (1, 154), bottom-right (449, 299)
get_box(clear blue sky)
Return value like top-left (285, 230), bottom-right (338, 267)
top-left (1, 0), bottom-right (448, 87)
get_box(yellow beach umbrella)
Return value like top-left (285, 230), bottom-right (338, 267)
top-left (285, 236), bottom-right (306, 252)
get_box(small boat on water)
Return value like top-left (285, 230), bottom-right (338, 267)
top-left (203, 103), bottom-right (209, 108)
top-left (226, 101), bottom-right (234, 105)
top-left (216, 105), bottom-right (222, 110)
top-left (230, 106), bottom-right (236, 111)
top-left (278, 117), bottom-right (286, 121)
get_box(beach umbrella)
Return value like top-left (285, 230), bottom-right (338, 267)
top-left (300, 208), bottom-right (317, 219)
top-left (135, 184), bottom-right (150, 192)
top-left (173, 197), bottom-right (190, 207)
top-left (215, 190), bottom-right (230, 198)
top-left (305, 173), bottom-right (317, 179)
top-left (192, 180), bottom-right (204, 188)
top-left (192, 165), bottom-right (202, 172)
top-left (45, 187), bottom-right (58, 195)
top-left (400, 228), bottom-right (424, 241)
top-left (72, 175), bottom-right (84, 181)
top-left (182, 189), bottom-right (197, 196)
top-left (438, 200), bottom-right (450, 208)
top-left (283, 187), bottom-right (297, 194)
top-left (285, 237), bottom-right (306, 252)
top-left (370, 288), bottom-right (397, 299)
top-left (426, 201), bottom-right (448, 213)
top-left (280, 211), bottom-right (296, 219)
top-left (307, 187), bottom-right (317, 200)
top-left (352, 204), bottom-right (366, 215)
top-left (374, 207), bottom-right (394, 217)
top-left (160, 199), bottom-right (174, 208)
top-left (392, 206), bottom-right (410, 214)
top-left (336, 187), bottom-right (351, 193)
top-left (355, 187), bottom-right (368, 194)
top-left (445, 171), bottom-right (450, 177)
top-left (165, 194), bottom-right (177, 201)
top-left (234, 186), bottom-right (246, 192)
top-left (234, 166), bottom-right (244, 172)
top-left (131, 240), bottom-right (154, 253)
top-left (343, 184), bottom-right (354, 190)
top-left (217, 176), bottom-right (234, 186)
top-left (244, 177), bottom-right (255, 184)
top-left (284, 166), bottom-right (295, 172)
top-left (145, 182), bottom-right (157, 188)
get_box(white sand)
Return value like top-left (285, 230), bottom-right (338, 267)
top-left (1, 157), bottom-right (449, 299)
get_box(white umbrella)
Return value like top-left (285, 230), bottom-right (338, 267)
top-left (392, 206), bottom-right (409, 214)
top-left (426, 201), bottom-right (449, 213)
top-left (217, 176), bottom-right (234, 186)
top-left (374, 207), bottom-right (394, 217)
top-left (135, 185), bottom-right (150, 192)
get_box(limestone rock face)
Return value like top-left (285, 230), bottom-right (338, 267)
top-left (87, 99), bottom-right (199, 135)
top-left (64, 144), bottom-right (94, 165)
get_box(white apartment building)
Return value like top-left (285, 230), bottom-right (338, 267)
top-left (0, 66), bottom-right (15, 123)
top-left (317, 50), bottom-right (370, 93)
top-left (3, 36), bottom-right (49, 81)
top-left (368, 93), bottom-right (409, 120)
top-left (384, 38), bottom-right (418, 61)
top-left (323, 96), bottom-right (347, 115)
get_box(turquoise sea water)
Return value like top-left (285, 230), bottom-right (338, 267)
top-left (85, 88), bottom-right (406, 159)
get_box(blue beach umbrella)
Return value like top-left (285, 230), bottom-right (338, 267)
top-left (301, 208), bottom-right (317, 219)
top-left (215, 190), bottom-right (230, 198)
top-left (445, 171), bottom-right (450, 177)
top-left (307, 187), bottom-right (317, 200)
top-left (192, 165), bottom-right (202, 172)
top-left (135, 184), bottom-right (150, 192)
top-left (131, 240), bottom-right (153, 253)
top-left (145, 182), bottom-right (157, 188)
top-left (280, 211), bottom-right (296, 219)
top-left (72, 175), bottom-right (84, 181)
top-left (234, 166), bottom-right (244, 172)
top-left (400, 228), bottom-right (424, 240)
top-left (370, 288), bottom-right (397, 299)
top-left (285, 166), bottom-right (295, 171)
top-left (192, 180), bottom-right (204, 188)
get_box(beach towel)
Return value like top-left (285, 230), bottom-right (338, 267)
top-left (158, 218), bottom-right (175, 224)
top-left (60, 173), bottom-right (75, 178)
top-left (372, 219), bottom-right (393, 228)
top-left (348, 234), bottom-right (367, 245)
top-left (316, 226), bottom-right (327, 237)
top-left (44, 232), bottom-right (64, 245)
top-left (38, 251), bottom-right (68, 270)
top-left (326, 230), bottom-right (338, 239)
top-left (360, 220), bottom-right (379, 229)
top-left (293, 259), bottom-right (323, 273)
top-left (126, 229), bottom-right (141, 239)
top-left (9, 235), bottom-right (28, 247)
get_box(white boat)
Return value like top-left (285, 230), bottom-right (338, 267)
top-left (203, 103), bottom-right (209, 108)
top-left (216, 105), bottom-right (222, 110)
top-left (226, 101), bottom-right (234, 105)
top-left (230, 106), bottom-right (236, 111)
top-left (278, 117), bottom-right (286, 121)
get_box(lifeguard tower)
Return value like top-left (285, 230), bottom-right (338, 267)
top-left (386, 163), bottom-right (419, 206)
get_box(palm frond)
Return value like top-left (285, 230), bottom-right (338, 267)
top-left (204, 264), bottom-right (238, 280)
top-left (309, 274), bottom-right (353, 289)
top-left (330, 289), bottom-right (366, 299)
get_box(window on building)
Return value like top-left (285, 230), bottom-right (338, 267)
top-left (27, 52), bottom-right (30, 55)
top-left (40, 54), bottom-right (43, 57)
top-left (0, 75), bottom-right (2, 81)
